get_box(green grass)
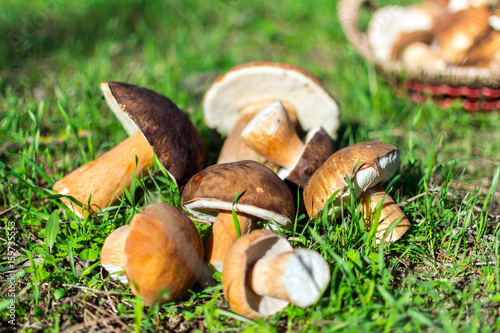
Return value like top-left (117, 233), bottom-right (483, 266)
top-left (1, 0), bottom-right (500, 331)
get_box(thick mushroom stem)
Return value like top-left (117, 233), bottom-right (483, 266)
top-left (241, 101), bottom-right (304, 170)
top-left (360, 185), bottom-right (411, 243)
top-left (205, 211), bottom-right (254, 272)
top-left (247, 249), bottom-right (330, 307)
top-left (217, 100), bottom-right (298, 167)
top-left (53, 131), bottom-right (154, 217)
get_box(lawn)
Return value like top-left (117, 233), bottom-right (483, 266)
top-left (1, 0), bottom-right (499, 331)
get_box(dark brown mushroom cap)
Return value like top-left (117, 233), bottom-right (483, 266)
top-left (303, 141), bottom-right (400, 219)
top-left (222, 229), bottom-right (292, 319)
top-left (125, 203), bottom-right (204, 305)
top-left (181, 160), bottom-right (295, 229)
top-left (104, 82), bottom-right (205, 186)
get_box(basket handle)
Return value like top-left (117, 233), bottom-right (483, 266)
top-left (337, 0), bottom-right (376, 62)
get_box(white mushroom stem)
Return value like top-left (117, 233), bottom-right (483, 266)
top-left (53, 131), bottom-right (155, 217)
top-left (247, 249), bottom-right (330, 307)
top-left (205, 211), bottom-right (254, 272)
top-left (241, 101), bottom-right (304, 170)
top-left (217, 100), bottom-right (298, 166)
top-left (360, 185), bottom-right (411, 243)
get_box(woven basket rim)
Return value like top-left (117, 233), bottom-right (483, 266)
top-left (337, 0), bottom-right (500, 89)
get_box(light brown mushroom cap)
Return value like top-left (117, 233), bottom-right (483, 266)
top-left (203, 61), bottom-right (340, 139)
top-left (431, 6), bottom-right (491, 64)
top-left (303, 141), bottom-right (400, 220)
top-left (222, 229), bottom-right (293, 318)
top-left (360, 185), bottom-right (411, 243)
top-left (100, 203), bottom-right (204, 305)
top-left (181, 160), bottom-right (295, 230)
top-left (463, 30), bottom-right (500, 69)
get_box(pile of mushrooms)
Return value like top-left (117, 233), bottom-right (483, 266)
top-left (368, 0), bottom-right (500, 70)
top-left (51, 63), bottom-right (412, 317)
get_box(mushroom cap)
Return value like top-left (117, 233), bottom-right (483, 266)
top-left (222, 229), bottom-right (293, 319)
top-left (181, 160), bottom-right (295, 230)
top-left (431, 6), bottom-right (491, 64)
top-left (203, 61), bottom-right (340, 139)
top-left (463, 30), bottom-right (500, 69)
top-left (101, 82), bottom-right (205, 186)
top-left (303, 141), bottom-right (400, 219)
top-left (124, 203), bottom-right (204, 305)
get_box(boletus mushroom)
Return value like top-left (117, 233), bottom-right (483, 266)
top-left (222, 229), bottom-right (330, 319)
top-left (181, 160), bottom-right (295, 272)
top-left (53, 82), bottom-right (205, 217)
top-left (203, 62), bottom-right (340, 166)
top-left (303, 141), bottom-right (400, 220)
top-left (241, 101), bottom-right (335, 187)
top-left (100, 203), bottom-right (204, 305)
top-left (431, 6), bottom-right (491, 64)
top-left (360, 184), bottom-right (411, 243)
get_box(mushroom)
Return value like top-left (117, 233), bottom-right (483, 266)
top-left (367, 4), bottom-right (439, 61)
top-left (359, 184), bottom-right (411, 243)
top-left (240, 100), bottom-right (335, 187)
top-left (431, 6), bottom-right (491, 64)
top-left (100, 203), bottom-right (204, 305)
top-left (53, 82), bottom-right (205, 217)
top-left (303, 141), bottom-right (400, 220)
top-left (222, 229), bottom-right (331, 319)
top-left (181, 160), bottom-right (295, 272)
top-left (462, 30), bottom-right (500, 69)
top-left (203, 62), bottom-right (340, 166)
top-left (400, 41), bottom-right (449, 70)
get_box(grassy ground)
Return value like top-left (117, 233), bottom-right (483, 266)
top-left (1, 0), bottom-right (499, 331)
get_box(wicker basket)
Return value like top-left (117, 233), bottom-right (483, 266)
top-left (338, 0), bottom-right (500, 111)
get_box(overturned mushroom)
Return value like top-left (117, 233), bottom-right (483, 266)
top-left (53, 82), bottom-right (205, 216)
top-left (222, 229), bottom-right (330, 319)
top-left (241, 101), bottom-right (335, 187)
top-left (203, 62), bottom-right (340, 166)
top-left (181, 160), bottom-right (295, 272)
top-left (100, 203), bottom-right (204, 305)
top-left (303, 141), bottom-right (400, 220)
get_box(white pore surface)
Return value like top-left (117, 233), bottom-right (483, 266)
top-left (327, 150), bottom-right (400, 218)
top-left (203, 64), bottom-right (340, 138)
top-left (102, 264), bottom-right (129, 284)
top-left (283, 250), bottom-right (330, 307)
top-left (183, 200), bottom-right (293, 230)
top-left (100, 83), bottom-right (139, 136)
top-left (368, 6), bottom-right (434, 61)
